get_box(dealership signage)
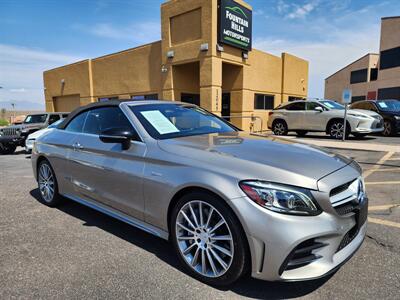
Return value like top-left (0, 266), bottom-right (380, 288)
top-left (219, 0), bottom-right (252, 51)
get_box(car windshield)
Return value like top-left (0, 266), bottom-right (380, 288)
top-left (48, 118), bottom-right (64, 128)
top-left (319, 100), bottom-right (344, 110)
top-left (24, 114), bottom-right (47, 124)
top-left (130, 103), bottom-right (237, 140)
top-left (376, 100), bottom-right (400, 112)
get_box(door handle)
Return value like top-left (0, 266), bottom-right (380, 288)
top-left (72, 142), bottom-right (84, 151)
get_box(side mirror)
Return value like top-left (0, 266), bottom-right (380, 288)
top-left (315, 106), bottom-right (323, 112)
top-left (99, 128), bottom-right (138, 150)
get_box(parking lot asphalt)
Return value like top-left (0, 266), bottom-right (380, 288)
top-left (0, 147), bottom-right (399, 299)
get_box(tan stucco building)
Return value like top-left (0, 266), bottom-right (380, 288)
top-left (325, 16), bottom-right (400, 103)
top-left (44, 0), bottom-right (308, 131)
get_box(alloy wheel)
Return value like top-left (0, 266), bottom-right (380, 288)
top-left (175, 200), bottom-right (234, 278)
top-left (330, 122), bottom-right (344, 139)
top-left (38, 163), bottom-right (55, 203)
top-left (274, 123), bottom-right (285, 135)
top-left (383, 121), bottom-right (392, 136)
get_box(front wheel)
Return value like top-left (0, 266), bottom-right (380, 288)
top-left (272, 120), bottom-right (288, 136)
top-left (37, 160), bottom-right (62, 207)
top-left (383, 120), bottom-right (394, 136)
top-left (329, 121), bottom-right (349, 139)
top-left (171, 192), bottom-right (249, 286)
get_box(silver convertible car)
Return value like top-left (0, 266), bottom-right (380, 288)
top-left (32, 100), bottom-right (368, 286)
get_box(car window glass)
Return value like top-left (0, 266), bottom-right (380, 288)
top-left (286, 102), bottom-right (305, 111)
top-left (306, 102), bottom-right (324, 111)
top-left (351, 102), bottom-right (362, 109)
top-left (65, 111), bottom-right (88, 133)
top-left (48, 114), bottom-right (60, 125)
top-left (83, 107), bottom-right (133, 135)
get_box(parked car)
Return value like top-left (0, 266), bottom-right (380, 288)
top-left (0, 112), bottom-right (68, 154)
top-left (350, 99), bottom-right (400, 136)
top-left (32, 100), bottom-right (367, 285)
top-left (268, 99), bottom-right (384, 139)
top-left (25, 118), bottom-right (65, 153)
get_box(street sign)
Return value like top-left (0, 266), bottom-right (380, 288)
top-left (342, 89), bottom-right (352, 104)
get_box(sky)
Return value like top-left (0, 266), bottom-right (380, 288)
top-left (1, 0), bottom-right (399, 110)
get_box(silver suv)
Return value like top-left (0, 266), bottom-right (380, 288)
top-left (31, 100), bottom-right (367, 285)
top-left (268, 99), bottom-right (384, 139)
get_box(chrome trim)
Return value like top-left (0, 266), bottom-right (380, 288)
top-left (62, 193), bottom-right (169, 240)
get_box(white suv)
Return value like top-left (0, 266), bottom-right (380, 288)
top-left (267, 100), bottom-right (384, 139)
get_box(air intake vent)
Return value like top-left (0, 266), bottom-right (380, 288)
top-left (279, 239), bottom-right (327, 275)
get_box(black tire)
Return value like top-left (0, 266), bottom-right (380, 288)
top-left (170, 191), bottom-right (249, 286)
top-left (295, 130), bottom-right (308, 137)
top-left (272, 120), bottom-right (288, 136)
top-left (0, 143), bottom-right (16, 155)
top-left (383, 120), bottom-right (394, 137)
top-left (352, 133), bottom-right (368, 139)
top-left (37, 159), bottom-right (63, 207)
top-left (328, 120), bottom-right (350, 139)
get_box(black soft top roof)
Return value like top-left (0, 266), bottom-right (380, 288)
top-left (58, 100), bottom-right (128, 129)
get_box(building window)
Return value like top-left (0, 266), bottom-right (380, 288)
top-left (254, 94), bottom-right (275, 110)
top-left (370, 68), bottom-right (378, 81)
top-left (351, 96), bottom-right (366, 103)
top-left (288, 96), bottom-right (304, 102)
top-left (98, 97), bottom-right (118, 102)
top-left (181, 93), bottom-right (200, 106)
top-left (350, 69), bottom-right (368, 84)
top-left (131, 94), bottom-right (158, 100)
top-left (378, 87), bottom-right (400, 100)
top-left (380, 46), bottom-right (400, 70)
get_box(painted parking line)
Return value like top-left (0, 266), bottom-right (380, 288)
top-left (363, 151), bottom-right (394, 178)
top-left (369, 204), bottom-right (400, 211)
top-left (368, 217), bottom-right (400, 229)
top-left (372, 168), bottom-right (400, 172)
top-left (365, 181), bottom-right (400, 185)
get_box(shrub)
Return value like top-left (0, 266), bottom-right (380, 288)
top-left (0, 119), bottom-right (9, 126)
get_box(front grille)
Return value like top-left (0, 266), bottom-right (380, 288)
top-left (2, 128), bottom-right (18, 136)
top-left (330, 180), bottom-right (355, 197)
top-left (334, 201), bottom-right (358, 216)
top-left (279, 239), bottom-right (327, 275)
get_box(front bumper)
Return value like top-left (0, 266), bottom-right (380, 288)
top-left (0, 135), bottom-right (25, 146)
top-left (230, 165), bottom-right (366, 281)
top-left (352, 118), bottom-right (384, 133)
top-left (25, 138), bottom-right (34, 151)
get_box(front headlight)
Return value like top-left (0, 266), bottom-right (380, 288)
top-left (394, 116), bottom-right (400, 120)
top-left (239, 181), bottom-right (321, 216)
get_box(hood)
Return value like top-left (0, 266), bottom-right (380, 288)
top-left (27, 127), bottom-right (51, 140)
top-left (158, 132), bottom-right (352, 190)
top-left (347, 109), bottom-right (381, 118)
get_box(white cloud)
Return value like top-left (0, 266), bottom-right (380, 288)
top-left (287, 1), bottom-right (319, 19)
top-left (254, 25), bottom-right (380, 97)
top-left (75, 21), bottom-right (160, 44)
top-left (0, 44), bottom-right (82, 109)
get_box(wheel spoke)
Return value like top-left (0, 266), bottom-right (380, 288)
top-left (210, 243), bottom-right (232, 257)
top-left (192, 247), bottom-right (200, 267)
top-left (178, 235), bottom-right (195, 241)
top-left (206, 249), bottom-right (218, 275)
top-left (188, 203), bottom-right (199, 227)
top-left (177, 222), bottom-right (195, 234)
top-left (205, 207), bottom-right (214, 228)
top-left (209, 248), bottom-right (228, 270)
top-left (209, 219), bottom-right (225, 234)
top-left (210, 235), bottom-right (232, 241)
top-left (183, 242), bottom-right (197, 255)
top-left (180, 211), bottom-right (196, 229)
top-left (199, 202), bottom-right (204, 226)
top-left (201, 249), bottom-right (206, 274)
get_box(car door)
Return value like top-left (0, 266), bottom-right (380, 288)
top-left (284, 102), bottom-right (306, 129)
top-left (304, 101), bottom-right (327, 130)
top-left (67, 106), bottom-right (146, 220)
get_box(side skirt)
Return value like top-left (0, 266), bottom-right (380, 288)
top-left (62, 193), bottom-right (169, 240)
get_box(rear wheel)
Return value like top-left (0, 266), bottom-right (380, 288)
top-left (272, 120), bottom-right (288, 136)
top-left (295, 130), bottom-right (308, 137)
top-left (0, 143), bottom-right (16, 155)
top-left (37, 160), bottom-right (62, 207)
top-left (383, 120), bottom-right (394, 136)
top-left (171, 192), bottom-right (248, 286)
top-left (329, 121), bottom-right (349, 139)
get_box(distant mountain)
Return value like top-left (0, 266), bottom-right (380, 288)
top-left (0, 100), bottom-right (45, 111)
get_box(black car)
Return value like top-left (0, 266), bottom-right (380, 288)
top-left (350, 100), bottom-right (400, 136)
